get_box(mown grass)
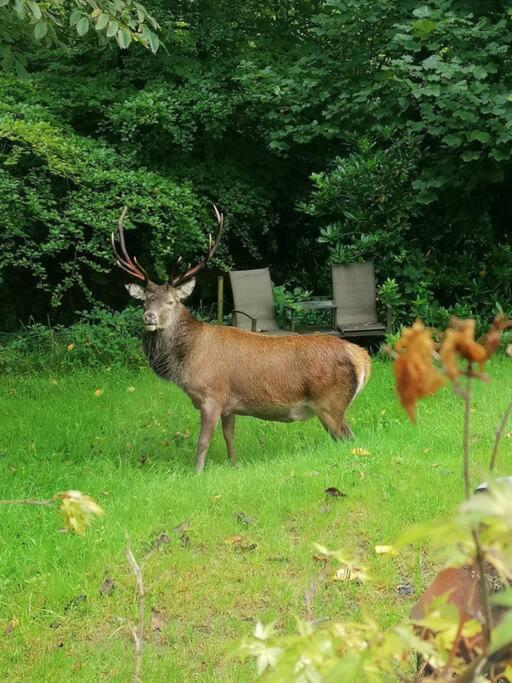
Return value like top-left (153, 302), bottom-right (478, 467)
top-left (0, 357), bottom-right (511, 682)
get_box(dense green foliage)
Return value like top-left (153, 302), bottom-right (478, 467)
top-left (1, 0), bottom-right (511, 330)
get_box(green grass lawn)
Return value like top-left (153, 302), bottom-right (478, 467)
top-left (0, 357), bottom-right (511, 682)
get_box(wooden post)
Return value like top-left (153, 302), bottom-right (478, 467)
top-left (217, 275), bottom-right (224, 325)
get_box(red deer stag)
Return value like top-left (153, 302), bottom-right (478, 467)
top-left (112, 206), bottom-right (371, 472)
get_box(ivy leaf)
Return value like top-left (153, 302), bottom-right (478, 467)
top-left (76, 17), bottom-right (90, 37)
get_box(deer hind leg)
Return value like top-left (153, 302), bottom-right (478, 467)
top-left (221, 413), bottom-right (237, 465)
top-left (196, 404), bottom-right (221, 473)
top-left (313, 397), bottom-right (353, 441)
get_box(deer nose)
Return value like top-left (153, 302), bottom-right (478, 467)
top-left (143, 311), bottom-right (157, 325)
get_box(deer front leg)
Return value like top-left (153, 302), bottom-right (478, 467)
top-left (195, 404), bottom-right (220, 473)
top-left (221, 414), bottom-right (237, 465)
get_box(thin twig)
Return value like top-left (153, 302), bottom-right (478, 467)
top-left (489, 399), bottom-right (512, 471)
top-left (126, 546), bottom-right (145, 683)
top-left (304, 563), bottom-right (331, 623)
top-left (0, 498), bottom-right (52, 506)
top-left (472, 530), bottom-right (493, 646)
top-left (452, 640), bottom-right (512, 683)
top-left (462, 362), bottom-right (473, 500)
top-left (461, 361), bottom-right (492, 649)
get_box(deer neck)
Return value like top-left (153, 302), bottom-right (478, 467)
top-left (143, 306), bottom-right (202, 386)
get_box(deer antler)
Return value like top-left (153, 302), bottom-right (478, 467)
top-left (171, 204), bottom-right (224, 287)
top-left (111, 207), bottom-right (150, 283)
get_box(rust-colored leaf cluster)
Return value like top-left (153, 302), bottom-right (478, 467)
top-left (394, 316), bottom-right (512, 421)
top-left (393, 321), bottom-right (445, 422)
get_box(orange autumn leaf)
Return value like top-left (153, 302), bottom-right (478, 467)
top-left (483, 315), bottom-right (512, 358)
top-left (440, 318), bottom-right (488, 379)
top-left (393, 321), bottom-right (445, 422)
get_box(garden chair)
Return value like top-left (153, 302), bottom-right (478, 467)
top-left (229, 268), bottom-right (294, 335)
top-left (331, 261), bottom-right (388, 338)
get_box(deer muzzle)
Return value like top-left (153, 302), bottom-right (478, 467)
top-left (143, 311), bottom-right (158, 332)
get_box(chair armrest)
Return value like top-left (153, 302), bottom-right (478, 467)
top-left (232, 310), bottom-right (258, 333)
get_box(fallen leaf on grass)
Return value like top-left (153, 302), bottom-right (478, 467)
top-left (313, 554), bottom-right (329, 563)
top-left (374, 545), bottom-right (397, 556)
top-left (67, 343), bottom-right (75, 352)
top-left (126, 386), bottom-right (136, 393)
top-left (332, 565), bottom-right (367, 583)
top-left (151, 608), bottom-right (165, 632)
top-left (235, 543), bottom-right (257, 553)
top-left (144, 532), bottom-right (170, 558)
top-left (223, 535), bottom-right (242, 545)
top-left (173, 430), bottom-right (190, 443)
top-left (506, 431), bottom-right (512, 439)
top-left (5, 618), bottom-right (18, 636)
top-left (100, 577), bottom-right (115, 596)
top-left (325, 487), bottom-right (347, 498)
top-left (172, 519), bottom-right (190, 534)
top-left (319, 505), bottom-right (332, 514)
top-left (303, 471), bottom-right (320, 477)
top-left (64, 594), bottom-right (87, 613)
top-left (397, 580), bottom-right (414, 597)
top-left (94, 389), bottom-right (103, 397)
top-left (351, 448), bottom-right (371, 456)
top-left (236, 512), bottom-right (255, 525)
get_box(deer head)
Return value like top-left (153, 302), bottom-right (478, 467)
top-left (112, 205), bottom-right (223, 332)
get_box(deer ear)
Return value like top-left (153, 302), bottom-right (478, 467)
top-left (125, 283), bottom-right (146, 300)
top-left (176, 278), bottom-right (196, 300)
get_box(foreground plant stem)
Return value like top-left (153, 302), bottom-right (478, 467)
top-left (489, 398), bottom-right (512, 471)
top-left (0, 498), bottom-right (52, 506)
top-left (126, 546), bottom-right (145, 683)
top-left (461, 362), bottom-right (492, 648)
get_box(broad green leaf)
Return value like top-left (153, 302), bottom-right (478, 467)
top-left (492, 588), bottom-right (512, 608)
top-left (95, 13), bottom-right (109, 31)
top-left (462, 150), bottom-right (480, 162)
top-left (413, 5), bottom-right (430, 18)
top-left (34, 20), bottom-right (48, 40)
top-left (469, 130), bottom-right (491, 144)
top-left (76, 17), bottom-right (90, 37)
top-left (116, 28), bottom-right (132, 49)
top-left (443, 134), bottom-right (462, 147)
top-left (412, 19), bottom-right (436, 39)
top-left (148, 30), bottom-right (159, 54)
top-left (106, 20), bottom-right (119, 38)
top-left (69, 9), bottom-right (81, 26)
top-left (13, 0), bottom-right (25, 19)
top-left (27, 1), bottom-right (42, 19)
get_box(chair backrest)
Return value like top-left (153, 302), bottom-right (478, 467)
top-left (331, 261), bottom-right (378, 326)
top-left (229, 268), bottom-right (279, 331)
